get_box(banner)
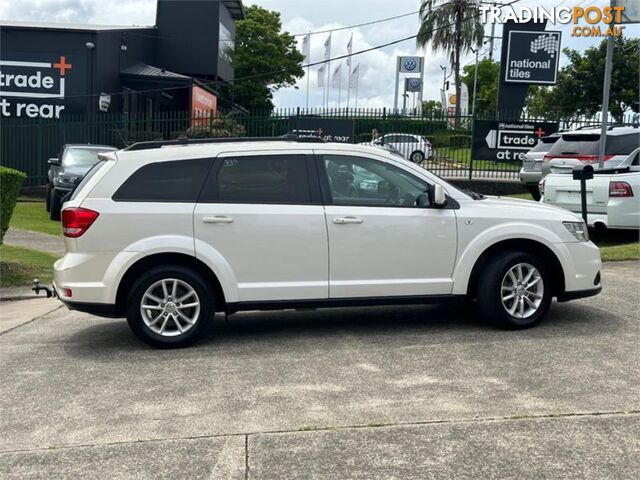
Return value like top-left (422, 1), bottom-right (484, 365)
top-left (472, 120), bottom-right (559, 162)
top-left (332, 64), bottom-right (342, 88)
top-left (301, 34), bottom-right (310, 61)
top-left (190, 86), bottom-right (217, 127)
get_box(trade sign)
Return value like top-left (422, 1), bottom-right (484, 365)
top-left (0, 54), bottom-right (86, 118)
top-left (289, 117), bottom-right (354, 143)
top-left (505, 31), bottom-right (561, 84)
top-left (472, 120), bottom-right (559, 162)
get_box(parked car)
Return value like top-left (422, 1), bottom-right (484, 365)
top-left (519, 133), bottom-right (561, 200)
top-left (541, 147), bottom-right (640, 230)
top-left (369, 133), bottom-right (433, 163)
top-left (541, 126), bottom-right (639, 179)
top-left (52, 136), bottom-right (601, 348)
top-left (47, 144), bottom-right (117, 221)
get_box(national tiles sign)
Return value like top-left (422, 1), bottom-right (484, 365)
top-left (505, 31), bottom-right (561, 84)
top-left (0, 53), bottom-right (86, 118)
top-left (472, 120), bottom-right (559, 162)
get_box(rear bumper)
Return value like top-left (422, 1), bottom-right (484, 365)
top-left (519, 168), bottom-right (542, 185)
top-left (52, 281), bottom-right (121, 318)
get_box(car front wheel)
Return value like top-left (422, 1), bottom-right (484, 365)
top-left (477, 251), bottom-right (552, 329)
top-left (126, 266), bottom-right (213, 348)
top-left (410, 150), bottom-right (425, 164)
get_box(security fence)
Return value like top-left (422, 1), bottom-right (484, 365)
top-left (1, 108), bottom-right (637, 186)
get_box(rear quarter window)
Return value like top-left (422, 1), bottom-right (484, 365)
top-left (112, 159), bottom-right (211, 202)
top-left (69, 161), bottom-right (107, 201)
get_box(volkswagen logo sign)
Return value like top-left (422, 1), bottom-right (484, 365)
top-left (403, 58), bottom-right (417, 71)
top-left (409, 79), bottom-right (420, 88)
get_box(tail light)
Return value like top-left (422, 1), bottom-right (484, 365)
top-left (543, 154), bottom-right (613, 163)
top-left (609, 181), bottom-right (634, 198)
top-left (62, 207), bottom-right (99, 238)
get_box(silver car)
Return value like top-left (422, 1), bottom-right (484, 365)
top-left (519, 133), bottom-right (560, 200)
top-left (542, 126), bottom-right (640, 179)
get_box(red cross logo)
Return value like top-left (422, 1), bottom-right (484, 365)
top-left (53, 56), bottom-right (72, 76)
top-left (534, 127), bottom-right (545, 138)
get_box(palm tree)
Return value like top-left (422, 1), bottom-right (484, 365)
top-left (417, 0), bottom-right (483, 118)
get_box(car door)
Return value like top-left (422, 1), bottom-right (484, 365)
top-left (318, 152), bottom-right (458, 298)
top-left (194, 151), bottom-right (328, 302)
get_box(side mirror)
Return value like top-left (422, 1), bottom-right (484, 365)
top-left (48, 157), bottom-right (61, 166)
top-left (432, 184), bottom-right (447, 207)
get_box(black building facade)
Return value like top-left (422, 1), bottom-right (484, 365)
top-left (0, 0), bottom-right (244, 120)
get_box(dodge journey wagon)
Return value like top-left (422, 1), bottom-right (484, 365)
top-left (53, 136), bottom-right (602, 348)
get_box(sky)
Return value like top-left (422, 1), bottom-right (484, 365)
top-left (0, 0), bottom-right (638, 109)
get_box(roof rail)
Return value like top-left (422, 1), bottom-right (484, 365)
top-left (124, 134), bottom-right (325, 152)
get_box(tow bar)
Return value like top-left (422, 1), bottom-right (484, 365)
top-left (32, 279), bottom-right (56, 298)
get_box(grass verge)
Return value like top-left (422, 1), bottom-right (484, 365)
top-left (9, 201), bottom-right (62, 237)
top-left (0, 244), bottom-right (59, 288)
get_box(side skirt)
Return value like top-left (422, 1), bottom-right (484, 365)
top-left (226, 294), bottom-right (466, 315)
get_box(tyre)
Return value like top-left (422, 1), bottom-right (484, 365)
top-left (527, 185), bottom-right (542, 201)
top-left (477, 251), bottom-right (551, 329)
top-left (46, 183), bottom-right (52, 212)
top-left (410, 150), bottom-right (425, 164)
top-left (49, 188), bottom-right (61, 221)
top-left (126, 266), bottom-right (214, 348)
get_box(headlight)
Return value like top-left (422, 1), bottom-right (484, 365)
top-left (563, 221), bottom-right (589, 242)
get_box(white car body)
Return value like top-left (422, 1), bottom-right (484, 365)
top-left (52, 139), bottom-right (602, 347)
top-left (542, 148), bottom-right (640, 230)
top-left (370, 133), bottom-right (433, 163)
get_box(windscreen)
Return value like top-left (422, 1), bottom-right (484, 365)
top-left (529, 136), bottom-right (559, 153)
top-left (547, 134), bottom-right (600, 156)
top-left (64, 147), bottom-right (116, 167)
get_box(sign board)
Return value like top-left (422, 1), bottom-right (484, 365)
top-left (398, 56), bottom-right (423, 73)
top-left (505, 30), bottom-right (561, 84)
top-left (190, 86), bottom-right (217, 127)
top-left (472, 120), bottom-right (559, 162)
top-left (404, 78), bottom-right (422, 92)
top-left (289, 117), bottom-right (354, 143)
top-left (0, 53), bottom-right (87, 118)
top-left (98, 93), bottom-right (111, 112)
top-left (620, 0), bottom-right (640, 23)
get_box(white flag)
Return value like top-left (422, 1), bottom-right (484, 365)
top-left (301, 34), bottom-right (310, 62)
top-left (323, 33), bottom-right (331, 61)
top-left (346, 33), bottom-right (353, 69)
top-left (332, 64), bottom-right (342, 88)
top-left (317, 64), bottom-right (326, 87)
top-left (349, 64), bottom-right (359, 90)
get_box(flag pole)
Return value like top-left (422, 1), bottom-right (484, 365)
top-left (306, 31), bottom-right (310, 109)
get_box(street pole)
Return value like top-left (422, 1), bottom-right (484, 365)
top-left (598, 3), bottom-right (616, 169)
top-left (471, 47), bottom-right (479, 117)
top-left (489, 2), bottom-right (497, 61)
top-left (394, 57), bottom-right (400, 112)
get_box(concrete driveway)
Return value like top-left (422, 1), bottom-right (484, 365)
top-left (0, 261), bottom-right (638, 479)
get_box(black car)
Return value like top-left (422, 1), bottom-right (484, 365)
top-left (46, 144), bottom-right (117, 220)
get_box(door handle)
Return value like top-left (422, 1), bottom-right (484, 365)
top-left (202, 215), bottom-right (234, 224)
top-left (333, 216), bottom-right (363, 225)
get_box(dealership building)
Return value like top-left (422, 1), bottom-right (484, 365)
top-left (0, 0), bottom-right (244, 120)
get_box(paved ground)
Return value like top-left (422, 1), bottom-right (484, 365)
top-left (3, 228), bottom-right (65, 256)
top-left (0, 261), bottom-right (638, 479)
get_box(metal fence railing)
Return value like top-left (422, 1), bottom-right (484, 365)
top-left (1, 108), bottom-right (637, 186)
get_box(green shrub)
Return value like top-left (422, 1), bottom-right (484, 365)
top-left (0, 166), bottom-right (27, 244)
top-left (186, 114), bottom-right (246, 138)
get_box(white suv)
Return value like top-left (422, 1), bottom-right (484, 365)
top-left (54, 136), bottom-right (602, 348)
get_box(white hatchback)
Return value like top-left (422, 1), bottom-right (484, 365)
top-left (53, 136), bottom-right (602, 348)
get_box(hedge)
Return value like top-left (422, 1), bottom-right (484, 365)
top-left (1, 166), bottom-right (27, 245)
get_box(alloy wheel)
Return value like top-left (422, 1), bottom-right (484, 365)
top-left (500, 263), bottom-right (544, 319)
top-left (140, 278), bottom-right (201, 337)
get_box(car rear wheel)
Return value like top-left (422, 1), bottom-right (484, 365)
top-left (477, 251), bottom-right (551, 329)
top-left (45, 183), bottom-right (52, 212)
top-left (126, 266), bottom-right (213, 348)
top-left (49, 189), bottom-right (61, 221)
top-left (410, 150), bottom-right (425, 164)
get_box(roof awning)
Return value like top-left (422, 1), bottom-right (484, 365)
top-left (223, 0), bottom-right (245, 20)
top-left (121, 63), bottom-right (193, 83)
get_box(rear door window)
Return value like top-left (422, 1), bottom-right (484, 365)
top-left (204, 154), bottom-right (311, 204)
top-left (112, 159), bottom-right (211, 202)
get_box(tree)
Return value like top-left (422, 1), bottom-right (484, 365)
top-left (231, 5), bottom-right (304, 112)
top-left (461, 58), bottom-right (499, 115)
top-left (417, 0), bottom-right (483, 118)
top-left (421, 100), bottom-right (443, 117)
top-left (527, 37), bottom-right (639, 122)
